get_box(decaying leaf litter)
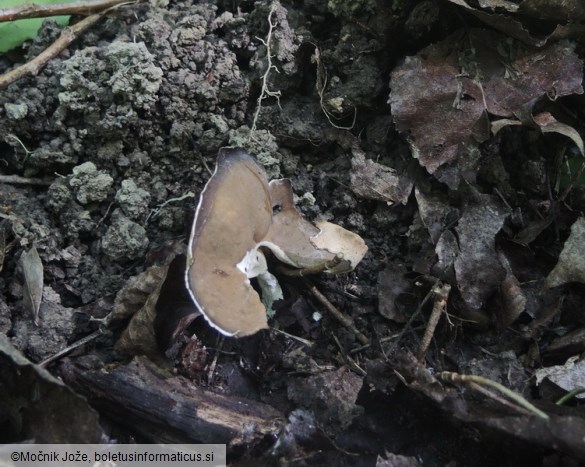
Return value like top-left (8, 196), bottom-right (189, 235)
top-left (1, 0), bottom-right (585, 464)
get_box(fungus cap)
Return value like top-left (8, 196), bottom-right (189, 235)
top-left (186, 148), bottom-right (368, 337)
top-left (185, 148), bottom-right (272, 336)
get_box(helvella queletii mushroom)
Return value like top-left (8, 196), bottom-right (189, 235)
top-left (185, 148), bottom-right (367, 336)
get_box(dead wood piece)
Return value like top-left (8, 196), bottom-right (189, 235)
top-left (418, 283), bottom-right (451, 361)
top-left (0, 0), bottom-right (131, 22)
top-left (393, 351), bottom-right (585, 460)
top-left (61, 357), bottom-right (285, 446)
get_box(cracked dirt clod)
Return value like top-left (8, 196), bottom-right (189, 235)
top-left (68, 162), bottom-right (113, 204)
top-left (101, 211), bottom-right (149, 262)
top-left (115, 179), bottom-right (151, 221)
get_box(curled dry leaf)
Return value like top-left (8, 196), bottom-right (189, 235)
top-left (534, 355), bottom-right (580, 386)
top-left (19, 245), bottom-right (43, 326)
top-left (546, 217), bottom-right (585, 288)
top-left (98, 264), bottom-right (179, 359)
top-left (185, 148), bottom-right (367, 337)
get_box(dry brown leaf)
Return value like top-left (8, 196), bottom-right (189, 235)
top-left (389, 31), bottom-right (489, 185)
top-left (20, 245), bottom-right (43, 326)
top-left (390, 28), bottom-right (583, 186)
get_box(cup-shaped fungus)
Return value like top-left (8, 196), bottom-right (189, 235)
top-left (186, 148), bottom-right (367, 337)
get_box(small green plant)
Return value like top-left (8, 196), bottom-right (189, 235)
top-left (0, 0), bottom-right (70, 53)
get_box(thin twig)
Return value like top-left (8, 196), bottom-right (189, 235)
top-left (439, 371), bottom-right (550, 420)
top-left (303, 278), bottom-right (369, 345)
top-left (418, 283), bottom-right (451, 361)
top-left (387, 278), bottom-right (440, 354)
top-left (349, 333), bottom-right (401, 355)
top-left (39, 329), bottom-right (103, 367)
top-left (1, 0), bottom-right (135, 90)
top-left (271, 328), bottom-right (314, 347)
top-left (0, 174), bottom-right (52, 185)
top-left (0, 0), bottom-right (131, 22)
top-left (0, 13), bottom-right (103, 89)
top-left (332, 334), bottom-right (367, 376)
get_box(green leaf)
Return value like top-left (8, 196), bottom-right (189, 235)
top-left (0, 0), bottom-right (70, 53)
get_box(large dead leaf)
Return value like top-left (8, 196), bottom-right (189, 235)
top-left (480, 38), bottom-right (583, 118)
top-left (389, 32), bottom-right (489, 183)
top-left (390, 29), bottom-right (583, 187)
